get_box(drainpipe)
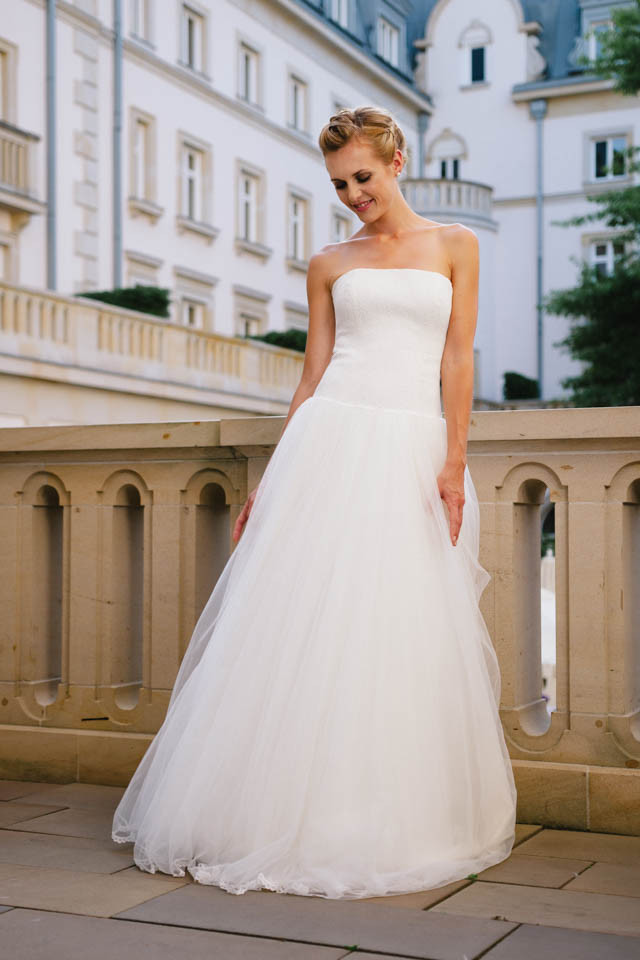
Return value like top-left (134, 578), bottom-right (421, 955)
top-left (417, 110), bottom-right (429, 177)
top-left (529, 98), bottom-right (547, 401)
top-left (46, 0), bottom-right (56, 290)
top-left (113, 0), bottom-right (123, 287)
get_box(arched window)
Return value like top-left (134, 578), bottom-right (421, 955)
top-left (458, 20), bottom-right (492, 86)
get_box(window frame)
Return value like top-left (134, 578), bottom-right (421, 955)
top-left (377, 15), bottom-right (400, 67)
top-left (287, 71), bottom-right (309, 133)
top-left (329, 0), bottom-right (349, 29)
top-left (237, 40), bottom-right (260, 105)
top-left (587, 131), bottom-right (631, 183)
top-left (179, 2), bottom-right (207, 74)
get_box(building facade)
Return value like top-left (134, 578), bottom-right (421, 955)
top-left (0, 0), bottom-right (637, 426)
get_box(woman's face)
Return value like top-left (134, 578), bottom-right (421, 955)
top-left (326, 137), bottom-right (401, 219)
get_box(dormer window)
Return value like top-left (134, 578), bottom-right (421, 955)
top-left (586, 19), bottom-right (611, 60)
top-left (459, 21), bottom-right (492, 87)
top-left (470, 46), bottom-right (485, 82)
top-left (377, 16), bottom-right (399, 67)
top-left (330, 0), bottom-right (349, 29)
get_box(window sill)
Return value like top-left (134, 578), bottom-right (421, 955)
top-left (176, 61), bottom-right (212, 83)
top-left (584, 175), bottom-right (633, 192)
top-left (235, 237), bottom-right (273, 260)
top-left (128, 34), bottom-right (155, 52)
top-left (286, 123), bottom-right (312, 140)
top-left (286, 256), bottom-right (309, 274)
top-left (176, 216), bottom-right (220, 243)
top-left (128, 196), bottom-right (164, 222)
top-left (459, 81), bottom-right (490, 90)
top-left (237, 95), bottom-right (265, 113)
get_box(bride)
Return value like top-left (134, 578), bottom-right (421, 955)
top-left (112, 105), bottom-right (517, 900)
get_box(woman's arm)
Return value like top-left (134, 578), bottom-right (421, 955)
top-left (276, 252), bottom-right (337, 437)
top-left (438, 225), bottom-right (480, 546)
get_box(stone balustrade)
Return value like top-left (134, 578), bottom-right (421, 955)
top-left (400, 177), bottom-right (494, 229)
top-left (0, 405), bottom-right (639, 834)
top-left (0, 280), bottom-right (304, 416)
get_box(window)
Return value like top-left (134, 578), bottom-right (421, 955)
top-left (0, 237), bottom-right (12, 281)
top-left (174, 266), bottom-right (215, 330)
top-left (181, 4), bottom-right (205, 72)
top-left (238, 42), bottom-right (259, 104)
top-left (128, 109), bottom-right (161, 219)
top-left (587, 19), bottom-right (611, 60)
top-left (288, 74), bottom-right (308, 132)
top-left (458, 21), bottom-right (491, 86)
top-left (0, 49), bottom-right (6, 121)
top-left (470, 46), bottom-right (485, 82)
top-left (440, 157), bottom-right (460, 180)
top-left (330, 0), bottom-right (348, 29)
top-left (590, 238), bottom-right (625, 277)
top-left (238, 308), bottom-right (262, 337)
top-left (125, 250), bottom-right (162, 287)
top-left (181, 298), bottom-right (205, 328)
top-left (234, 289), bottom-right (268, 337)
top-left (288, 193), bottom-right (308, 262)
top-left (181, 144), bottom-right (203, 220)
top-left (129, 0), bottom-right (150, 41)
top-left (0, 38), bottom-right (18, 124)
top-left (332, 211), bottom-right (351, 243)
top-left (132, 116), bottom-right (149, 199)
top-left (377, 16), bottom-right (399, 67)
top-left (238, 170), bottom-right (259, 243)
top-left (592, 135), bottom-right (627, 180)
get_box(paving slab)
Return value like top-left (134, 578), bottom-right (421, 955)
top-left (563, 861), bottom-right (640, 897)
top-left (0, 801), bottom-right (69, 827)
top-left (476, 853), bottom-right (593, 887)
top-left (9, 805), bottom-right (117, 840)
top-left (430, 879), bottom-right (640, 937)
top-left (359, 878), bottom-right (472, 909)
top-left (0, 862), bottom-right (188, 917)
top-left (6, 782), bottom-right (124, 811)
top-left (0, 908), bottom-right (347, 959)
top-left (515, 828), bottom-right (640, 865)
top-left (0, 827), bottom-right (133, 873)
top-left (512, 823), bottom-right (543, 845)
top-left (115, 882), bottom-right (517, 960)
top-left (482, 921), bottom-right (640, 959)
top-left (0, 780), bottom-right (60, 801)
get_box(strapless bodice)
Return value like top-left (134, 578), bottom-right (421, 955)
top-left (312, 268), bottom-right (453, 418)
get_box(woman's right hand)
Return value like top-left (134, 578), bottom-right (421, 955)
top-left (232, 485), bottom-right (260, 543)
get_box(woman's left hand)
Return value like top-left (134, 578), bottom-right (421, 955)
top-left (437, 460), bottom-right (465, 546)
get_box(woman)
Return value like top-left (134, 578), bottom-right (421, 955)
top-left (112, 105), bottom-right (517, 900)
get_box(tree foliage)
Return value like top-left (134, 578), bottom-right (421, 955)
top-left (544, 3), bottom-right (640, 406)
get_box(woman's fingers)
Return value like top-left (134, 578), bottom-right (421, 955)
top-left (441, 493), bottom-right (465, 546)
top-left (232, 488), bottom-right (258, 543)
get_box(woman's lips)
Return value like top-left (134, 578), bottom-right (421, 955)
top-left (353, 199), bottom-right (373, 211)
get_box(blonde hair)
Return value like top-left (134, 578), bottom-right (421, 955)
top-left (318, 105), bottom-right (408, 169)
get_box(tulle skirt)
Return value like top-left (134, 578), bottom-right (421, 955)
top-left (111, 394), bottom-right (517, 899)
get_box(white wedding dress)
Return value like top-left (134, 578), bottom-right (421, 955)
top-left (112, 267), bottom-right (517, 899)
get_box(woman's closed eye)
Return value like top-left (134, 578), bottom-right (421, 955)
top-left (335, 175), bottom-right (371, 189)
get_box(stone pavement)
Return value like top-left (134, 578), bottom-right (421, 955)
top-left (1, 778), bottom-right (639, 959)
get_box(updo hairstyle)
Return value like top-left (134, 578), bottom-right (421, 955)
top-left (317, 105), bottom-right (408, 171)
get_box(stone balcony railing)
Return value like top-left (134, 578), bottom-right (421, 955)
top-left (0, 406), bottom-right (639, 835)
top-left (0, 120), bottom-right (43, 222)
top-left (400, 177), bottom-right (495, 229)
top-left (0, 280), bottom-right (305, 415)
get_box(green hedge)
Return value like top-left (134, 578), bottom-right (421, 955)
top-left (503, 370), bottom-right (539, 401)
top-left (247, 328), bottom-right (307, 353)
top-left (75, 284), bottom-right (170, 318)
